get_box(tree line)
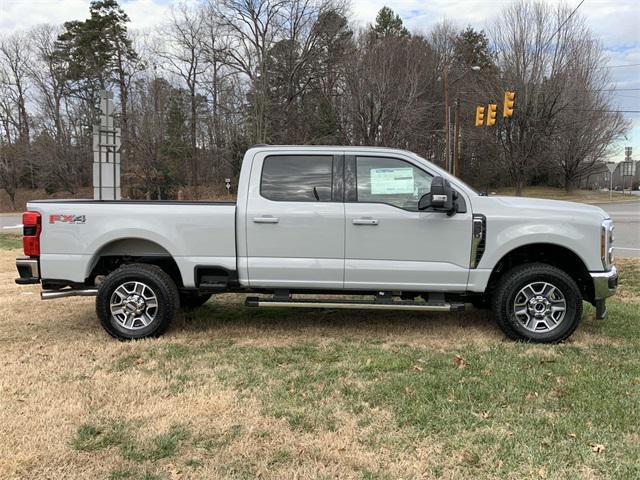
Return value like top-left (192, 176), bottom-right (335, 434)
top-left (0, 0), bottom-right (628, 206)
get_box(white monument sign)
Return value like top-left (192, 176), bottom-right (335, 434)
top-left (93, 90), bottom-right (121, 200)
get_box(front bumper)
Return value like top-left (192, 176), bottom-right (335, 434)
top-left (590, 265), bottom-right (618, 320)
top-left (15, 257), bottom-right (40, 285)
top-left (591, 265), bottom-right (618, 300)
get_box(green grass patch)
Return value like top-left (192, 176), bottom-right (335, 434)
top-left (140, 473), bottom-right (164, 480)
top-left (109, 471), bottom-right (134, 480)
top-left (113, 354), bottom-right (142, 372)
top-left (72, 420), bottom-right (189, 466)
top-left (72, 420), bottom-right (129, 451)
top-left (269, 449), bottom-right (291, 466)
top-left (184, 458), bottom-right (203, 469)
top-left (194, 424), bottom-right (242, 451)
top-left (618, 259), bottom-right (640, 298)
top-left (0, 233), bottom-right (21, 250)
top-left (121, 425), bottom-right (190, 462)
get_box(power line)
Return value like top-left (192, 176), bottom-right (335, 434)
top-left (605, 63), bottom-right (640, 69)
top-left (613, 94), bottom-right (640, 100)
top-left (574, 109), bottom-right (640, 113)
top-left (542, 0), bottom-right (586, 52)
top-left (595, 88), bottom-right (640, 92)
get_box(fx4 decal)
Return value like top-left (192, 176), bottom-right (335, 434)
top-left (49, 214), bottom-right (86, 224)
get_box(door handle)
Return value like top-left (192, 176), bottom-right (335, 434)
top-left (253, 216), bottom-right (280, 224)
top-left (352, 218), bottom-right (379, 225)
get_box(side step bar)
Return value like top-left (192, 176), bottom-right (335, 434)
top-left (245, 297), bottom-right (465, 312)
top-left (41, 289), bottom-right (98, 300)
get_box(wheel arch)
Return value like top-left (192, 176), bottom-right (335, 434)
top-left (485, 243), bottom-right (594, 304)
top-left (86, 237), bottom-right (184, 288)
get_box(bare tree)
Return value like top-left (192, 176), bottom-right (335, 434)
top-left (0, 32), bottom-right (32, 205)
top-left (157, 3), bottom-right (207, 191)
top-left (211, 0), bottom-right (289, 143)
top-left (547, 14), bottom-right (628, 190)
top-left (491, 1), bottom-right (628, 194)
top-left (491, 2), bottom-right (566, 194)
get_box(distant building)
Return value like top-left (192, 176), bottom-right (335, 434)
top-left (586, 160), bottom-right (639, 190)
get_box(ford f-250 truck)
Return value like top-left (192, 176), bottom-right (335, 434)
top-left (15, 146), bottom-right (618, 343)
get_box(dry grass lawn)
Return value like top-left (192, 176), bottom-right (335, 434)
top-left (1, 245), bottom-right (639, 480)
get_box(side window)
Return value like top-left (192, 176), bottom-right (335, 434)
top-left (261, 155), bottom-right (333, 202)
top-left (356, 156), bottom-right (433, 211)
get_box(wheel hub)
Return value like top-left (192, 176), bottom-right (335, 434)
top-left (528, 295), bottom-right (551, 318)
top-left (513, 281), bottom-right (567, 333)
top-left (110, 281), bottom-right (159, 331)
top-left (125, 294), bottom-right (146, 315)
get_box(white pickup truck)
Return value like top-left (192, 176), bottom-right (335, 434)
top-left (15, 146), bottom-right (618, 343)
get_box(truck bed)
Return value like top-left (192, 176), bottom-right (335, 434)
top-left (27, 200), bottom-right (237, 287)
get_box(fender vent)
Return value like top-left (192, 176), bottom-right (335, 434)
top-left (470, 214), bottom-right (486, 269)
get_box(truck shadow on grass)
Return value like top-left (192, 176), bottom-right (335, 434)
top-left (171, 297), bottom-right (504, 347)
top-left (169, 296), bottom-right (624, 349)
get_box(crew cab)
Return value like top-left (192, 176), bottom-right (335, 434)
top-left (15, 146), bottom-right (618, 343)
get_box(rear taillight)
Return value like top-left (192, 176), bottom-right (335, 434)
top-left (22, 211), bottom-right (41, 256)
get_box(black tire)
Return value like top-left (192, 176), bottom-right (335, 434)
top-left (492, 263), bottom-right (583, 343)
top-left (96, 263), bottom-right (179, 340)
top-left (179, 292), bottom-right (212, 309)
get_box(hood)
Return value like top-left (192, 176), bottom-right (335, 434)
top-left (489, 196), bottom-right (609, 221)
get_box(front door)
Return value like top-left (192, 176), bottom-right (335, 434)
top-left (245, 152), bottom-right (345, 289)
top-left (344, 154), bottom-right (472, 291)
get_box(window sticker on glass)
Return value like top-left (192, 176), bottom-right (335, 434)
top-left (370, 167), bottom-right (414, 195)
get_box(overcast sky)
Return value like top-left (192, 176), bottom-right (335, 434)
top-left (0, 0), bottom-right (638, 161)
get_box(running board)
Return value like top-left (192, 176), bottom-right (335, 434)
top-left (245, 297), bottom-right (465, 312)
top-left (41, 288), bottom-right (98, 300)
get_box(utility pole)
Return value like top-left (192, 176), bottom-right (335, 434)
top-left (453, 98), bottom-right (461, 176)
top-left (442, 66), bottom-right (480, 174)
top-left (622, 147), bottom-right (635, 195)
top-left (443, 68), bottom-right (449, 172)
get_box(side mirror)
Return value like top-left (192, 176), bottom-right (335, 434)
top-left (418, 176), bottom-right (455, 213)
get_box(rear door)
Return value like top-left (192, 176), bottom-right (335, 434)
top-left (344, 154), bottom-right (473, 291)
top-left (245, 151), bottom-right (345, 288)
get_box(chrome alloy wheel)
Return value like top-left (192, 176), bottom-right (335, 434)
top-left (513, 282), bottom-right (567, 333)
top-left (109, 281), bottom-right (159, 330)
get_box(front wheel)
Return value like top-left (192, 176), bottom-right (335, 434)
top-left (96, 263), bottom-right (179, 340)
top-left (492, 263), bottom-right (583, 343)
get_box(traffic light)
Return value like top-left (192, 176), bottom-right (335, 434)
top-left (486, 103), bottom-right (497, 126)
top-left (503, 91), bottom-right (515, 118)
top-left (475, 106), bottom-right (485, 127)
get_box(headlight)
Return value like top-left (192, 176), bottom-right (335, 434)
top-left (601, 220), bottom-right (614, 269)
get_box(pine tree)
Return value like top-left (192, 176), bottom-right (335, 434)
top-left (55, 0), bottom-right (137, 92)
top-left (372, 7), bottom-right (409, 39)
top-left (453, 27), bottom-right (495, 70)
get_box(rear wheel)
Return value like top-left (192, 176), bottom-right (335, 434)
top-left (96, 263), bottom-right (179, 340)
top-left (179, 292), bottom-right (212, 309)
top-left (492, 263), bottom-right (582, 343)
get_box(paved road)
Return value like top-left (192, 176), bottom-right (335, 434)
top-left (0, 215), bottom-right (21, 231)
top-left (596, 201), bottom-right (640, 259)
